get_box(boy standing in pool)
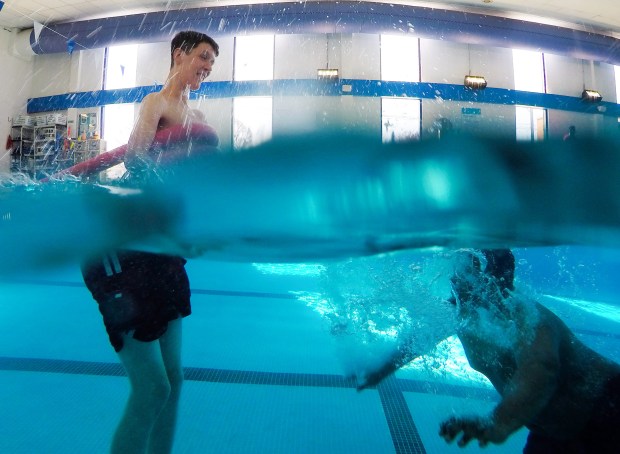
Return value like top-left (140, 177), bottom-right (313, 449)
top-left (355, 249), bottom-right (620, 453)
top-left (82, 31), bottom-right (219, 454)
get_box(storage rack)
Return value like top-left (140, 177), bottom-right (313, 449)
top-left (9, 125), bottom-right (34, 173)
top-left (29, 123), bottom-right (68, 178)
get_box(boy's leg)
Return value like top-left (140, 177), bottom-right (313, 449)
top-left (112, 334), bottom-right (171, 454)
top-left (148, 318), bottom-right (184, 454)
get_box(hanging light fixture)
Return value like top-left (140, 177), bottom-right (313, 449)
top-left (317, 68), bottom-right (339, 80)
top-left (581, 89), bottom-right (602, 102)
top-left (318, 34), bottom-right (339, 80)
top-left (464, 44), bottom-right (487, 89)
top-left (580, 59), bottom-right (602, 102)
top-left (464, 75), bottom-right (487, 89)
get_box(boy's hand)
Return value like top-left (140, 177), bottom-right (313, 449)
top-left (439, 415), bottom-right (511, 448)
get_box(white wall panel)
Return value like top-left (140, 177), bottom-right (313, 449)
top-left (0, 30), bottom-right (34, 172)
top-left (422, 100), bottom-right (516, 139)
top-left (135, 42), bottom-right (169, 87)
top-left (421, 39), bottom-right (513, 89)
top-left (210, 36), bottom-right (234, 82)
top-left (69, 48), bottom-right (104, 93)
top-left (275, 34), bottom-right (327, 79)
top-left (272, 95), bottom-right (321, 135)
top-left (32, 53), bottom-right (72, 97)
top-left (545, 53), bottom-right (617, 102)
top-left (421, 39), bottom-right (468, 85)
top-left (340, 34), bottom-right (380, 80)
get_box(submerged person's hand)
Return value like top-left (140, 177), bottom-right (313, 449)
top-left (355, 361), bottom-right (399, 391)
top-left (439, 415), bottom-right (510, 448)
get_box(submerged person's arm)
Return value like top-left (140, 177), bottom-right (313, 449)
top-left (440, 316), bottom-right (561, 447)
top-left (488, 319), bottom-right (561, 441)
top-left (357, 301), bottom-right (457, 390)
top-left (356, 340), bottom-right (420, 391)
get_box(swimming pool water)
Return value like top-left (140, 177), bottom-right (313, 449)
top-left (1, 246), bottom-right (618, 453)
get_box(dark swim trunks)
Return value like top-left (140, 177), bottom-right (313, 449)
top-left (523, 373), bottom-right (620, 454)
top-left (82, 250), bottom-right (191, 352)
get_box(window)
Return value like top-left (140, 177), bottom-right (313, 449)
top-left (615, 65), bottom-right (620, 102)
top-left (381, 35), bottom-right (420, 82)
top-left (381, 98), bottom-right (421, 143)
top-left (102, 104), bottom-right (134, 179)
top-left (233, 97), bottom-right (272, 150)
top-left (232, 35), bottom-right (274, 150)
top-left (516, 106), bottom-right (546, 142)
top-left (614, 66), bottom-right (620, 125)
top-left (102, 44), bottom-right (139, 179)
top-left (513, 50), bottom-right (546, 141)
top-left (234, 35), bottom-right (274, 81)
top-left (104, 44), bottom-right (138, 90)
top-left (513, 49), bottom-right (545, 93)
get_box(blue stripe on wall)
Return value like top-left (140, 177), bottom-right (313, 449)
top-left (27, 79), bottom-right (620, 117)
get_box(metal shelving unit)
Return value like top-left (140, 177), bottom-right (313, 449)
top-left (28, 123), bottom-right (68, 177)
top-left (9, 125), bottom-right (34, 173)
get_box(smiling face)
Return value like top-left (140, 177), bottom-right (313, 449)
top-left (173, 42), bottom-right (217, 90)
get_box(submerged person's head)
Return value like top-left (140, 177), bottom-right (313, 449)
top-left (170, 31), bottom-right (220, 89)
top-left (449, 249), bottom-right (515, 309)
top-left (449, 250), bottom-right (484, 306)
top-left (481, 249), bottom-right (515, 297)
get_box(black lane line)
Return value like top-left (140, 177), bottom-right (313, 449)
top-left (376, 375), bottom-right (426, 454)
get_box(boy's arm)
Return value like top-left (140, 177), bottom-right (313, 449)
top-left (356, 343), bottom-right (419, 390)
top-left (357, 305), bottom-right (457, 390)
top-left (488, 319), bottom-right (561, 440)
top-left (440, 317), bottom-right (561, 447)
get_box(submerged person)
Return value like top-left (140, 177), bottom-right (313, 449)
top-left (81, 31), bottom-right (219, 454)
top-left (355, 249), bottom-right (620, 453)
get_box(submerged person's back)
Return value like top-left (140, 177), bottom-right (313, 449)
top-left (354, 249), bottom-right (620, 452)
top-left (458, 294), bottom-right (620, 440)
top-left (444, 250), bottom-right (620, 452)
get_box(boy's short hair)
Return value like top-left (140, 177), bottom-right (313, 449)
top-left (448, 249), bottom-right (514, 305)
top-left (170, 31), bottom-right (219, 67)
top-left (481, 249), bottom-right (515, 296)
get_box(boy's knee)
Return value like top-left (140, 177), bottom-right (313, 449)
top-left (167, 367), bottom-right (184, 395)
top-left (136, 376), bottom-right (172, 405)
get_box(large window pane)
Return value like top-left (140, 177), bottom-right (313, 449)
top-left (381, 98), bottom-right (421, 143)
top-left (234, 35), bottom-right (274, 81)
top-left (102, 103), bottom-right (135, 179)
top-left (615, 65), bottom-right (620, 103)
top-left (614, 66), bottom-right (620, 124)
top-left (513, 49), bottom-right (545, 93)
top-left (381, 35), bottom-right (420, 82)
top-left (233, 97), bottom-right (272, 150)
top-left (105, 44), bottom-right (138, 90)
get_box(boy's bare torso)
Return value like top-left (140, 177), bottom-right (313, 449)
top-left (459, 301), bottom-right (620, 439)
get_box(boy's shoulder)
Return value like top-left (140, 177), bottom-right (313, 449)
top-left (141, 91), bottom-right (163, 104)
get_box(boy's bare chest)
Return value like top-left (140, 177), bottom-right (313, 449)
top-left (160, 102), bottom-right (201, 128)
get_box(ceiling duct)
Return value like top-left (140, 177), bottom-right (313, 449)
top-left (27, 1), bottom-right (620, 65)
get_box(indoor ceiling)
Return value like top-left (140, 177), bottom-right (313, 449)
top-left (0, 0), bottom-right (618, 36)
